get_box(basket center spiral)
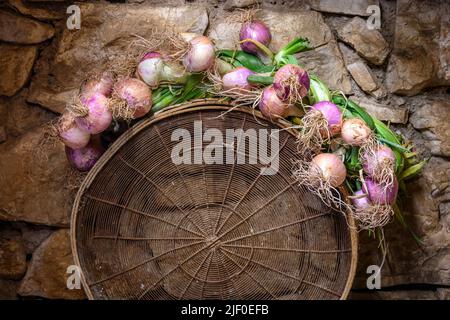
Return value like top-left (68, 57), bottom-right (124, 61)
top-left (169, 203), bottom-right (256, 284)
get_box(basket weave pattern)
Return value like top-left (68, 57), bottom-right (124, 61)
top-left (71, 100), bottom-right (357, 300)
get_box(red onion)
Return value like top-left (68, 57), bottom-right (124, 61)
top-left (311, 101), bottom-right (342, 137)
top-left (341, 118), bottom-right (372, 146)
top-left (362, 145), bottom-right (396, 178)
top-left (351, 189), bottom-right (372, 210)
top-left (259, 86), bottom-right (302, 119)
top-left (57, 113), bottom-right (90, 149)
top-left (273, 64), bottom-right (310, 101)
top-left (364, 177), bottom-right (398, 205)
top-left (137, 51), bottom-right (164, 87)
top-left (240, 20), bottom-right (271, 55)
top-left (113, 78), bottom-right (152, 119)
top-left (75, 92), bottom-right (112, 134)
top-left (65, 139), bottom-right (104, 172)
top-left (222, 67), bottom-right (255, 91)
top-left (311, 153), bottom-right (347, 187)
top-left (183, 35), bottom-right (215, 72)
top-left (81, 72), bottom-right (114, 101)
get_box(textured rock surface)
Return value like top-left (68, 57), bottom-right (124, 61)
top-left (0, 125), bottom-right (73, 226)
top-left (0, 280), bottom-right (18, 300)
top-left (0, 10), bottom-right (54, 44)
top-left (0, 229), bottom-right (27, 280)
top-left (26, 3), bottom-right (208, 113)
top-left (0, 44), bottom-right (37, 97)
top-left (339, 42), bottom-right (381, 95)
top-left (18, 229), bottom-right (86, 299)
top-left (3, 90), bottom-right (55, 138)
top-left (0, 126), bottom-right (6, 143)
top-left (308, 0), bottom-right (380, 16)
top-left (410, 96), bottom-right (450, 157)
top-left (7, 0), bottom-right (65, 21)
top-left (337, 17), bottom-right (389, 65)
top-left (223, 0), bottom-right (258, 10)
top-left (16, 223), bottom-right (54, 255)
top-left (352, 96), bottom-right (408, 124)
top-left (385, 0), bottom-right (450, 95)
top-left (297, 41), bottom-right (352, 94)
top-left (346, 61), bottom-right (379, 93)
top-left (354, 157), bottom-right (450, 288)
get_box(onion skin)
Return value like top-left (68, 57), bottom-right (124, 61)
top-left (137, 52), bottom-right (164, 87)
top-left (75, 92), bottom-right (112, 134)
top-left (222, 67), bottom-right (255, 91)
top-left (240, 20), bottom-right (271, 55)
top-left (183, 36), bottom-right (215, 72)
top-left (273, 64), bottom-right (310, 101)
top-left (364, 177), bottom-right (398, 205)
top-left (259, 86), bottom-right (302, 119)
top-left (362, 145), bottom-right (396, 177)
top-left (81, 72), bottom-right (114, 101)
top-left (351, 189), bottom-right (372, 210)
top-left (65, 140), bottom-right (104, 172)
top-left (311, 101), bottom-right (342, 136)
top-left (341, 118), bottom-right (372, 146)
top-left (58, 113), bottom-right (90, 149)
top-left (114, 78), bottom-right (152, 118)
top-left (311, 153), bottom-right (347, 187)
top-left (160, 62), bottom-right (188, 84)
top-left (215, 58), bottom-right (234, 76)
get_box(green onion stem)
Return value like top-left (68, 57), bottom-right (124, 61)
top-left (377, 136), bottom-right (411, 153)
top-left (239, 39), bottom-right (274, 60)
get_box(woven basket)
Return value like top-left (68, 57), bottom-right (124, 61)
top-left (71, 99), bottom-right (358, 300)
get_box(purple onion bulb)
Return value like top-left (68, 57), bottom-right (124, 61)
top-left (351, 189), bottom-right (372, 210)
top-left (259, 86), bottom-right (302, 119)
top-left (222, 67), bottom-right (255, 91)
top-left (75, 92), bottom-right (112, 135)
top-left (81, 72), bottom-right (114, 101)
top-left (239, 20), bottom-right (272, 55)
top-left (65, 139), bottom-right (104, 172)
top-left (137, 51), bottom-right (164, 87)
top-left (183, 36), bottom-right (215, 72)
top-left (362, 145), bottom-right (396, 177)
top-left (364, 177), bottom-right (399, 205)
top-left (114, 78), bottom-right (152, 119)
top-left (57, 113), bottom-right (90, 149)
top-left (273, 64), bottom-right (310, 101)
top-left (311, 101), bottom-right (342, 137)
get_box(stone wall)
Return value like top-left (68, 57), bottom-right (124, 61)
top-left (0, 0), bottom-right (448, 300)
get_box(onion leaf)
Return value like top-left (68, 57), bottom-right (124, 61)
top-left (247, 75), bottom-right (274, 85)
